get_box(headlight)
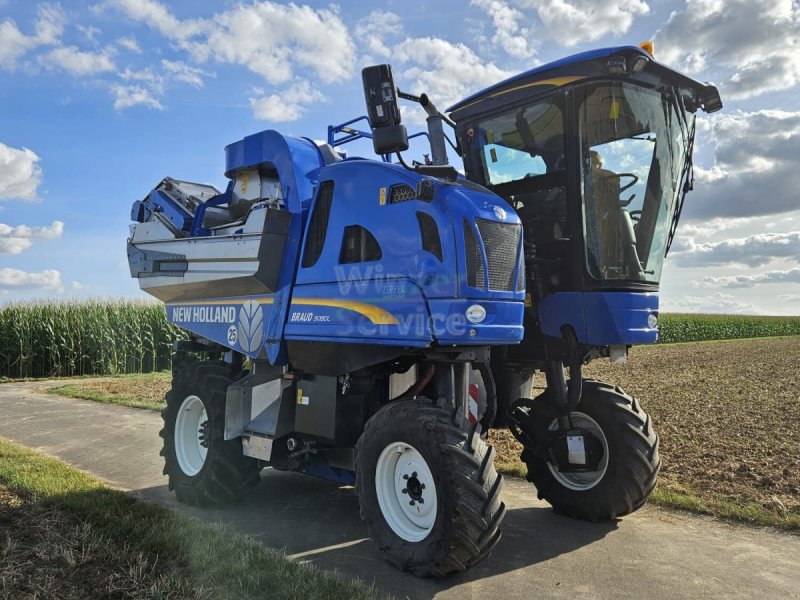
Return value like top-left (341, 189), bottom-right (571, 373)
top-left (466, 304), bottom-right (486, 324)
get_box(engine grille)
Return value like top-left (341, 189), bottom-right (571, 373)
top-left (464, 221), bottom-right (485, 288)
top-left (389, 184), bottom-right (416, 203)
top-left (475, 218), bottom-right (521, 291)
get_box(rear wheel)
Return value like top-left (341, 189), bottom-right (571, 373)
top-left (523, 380), bottom-right (660, 520)
top-left (160, 359), bottom-right (261, 506)
top-left (355, 398), bottom-right (506, 577)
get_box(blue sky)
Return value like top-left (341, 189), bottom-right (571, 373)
top-left (1, 0), bottom-right (798, 314)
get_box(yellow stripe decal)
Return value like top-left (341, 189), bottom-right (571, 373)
top-left (453, 76), bottom-right (586, 114)
top-left (291, 298), bottom-right (399, 325)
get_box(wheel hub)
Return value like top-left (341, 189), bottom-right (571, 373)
top-left (174, 395), bottom-right (209, 477)
top-left (375, 442), bottom-right (438, 542)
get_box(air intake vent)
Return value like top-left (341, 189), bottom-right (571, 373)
top-left (476, 218), bottom-right (521, 291)
top-left (417, 212), bottom-right (442, 261)
top-left (340, 225), bottom-right (382, 264)
top-left (464, 221), bottom-right (485, 288)
top-left (302, 180), bottom-right (334, 268)
top-left (389, 184), bottom-right (416, 203)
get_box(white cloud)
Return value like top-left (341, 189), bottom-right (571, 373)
top-left (116, 36), bottom-right (141, 52)
top-left (778, 294), bottom-right (800, 302)
top-left (354, 11), bottom-right (403, 59)
top-left (672, 231), bottom-right (800, 267)
top-left (661, 291), bottom-right (767, 315)
top-left (0, 267), bottom-right (62, 291)
top-left (250, 80), bottom-right (324, 122)
top-left (654, 0), bottom-right (800, 100)
top-left (76, 24), bottom-right (101, 43)
top-left (0, 220), bottom-right (64, 254)
top-left (685, 110), bottom-right (800, 220)
top-left (111, 84), bottom-right (164, 111)
top-left (110, 1), bottom-right (355, 85)
top-left (695, 268), bottom-right (800, 289)
top-left (0, 142), bottom-right (42, 201)
top-left (43, 45), bottom-right (116, 75)
top-left (161, 59), bottom-right (211, 88)
top-left (511, 0), bottom-right (648, 46)
top-left (0, 4), bottom-right (65, 70)
top-left (393, 37), bottom-right (513, 120)
top-left (472, 0), bottom-right (535, 59)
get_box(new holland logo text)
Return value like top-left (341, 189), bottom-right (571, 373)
top-left (171, 306), bottom-right (235, 324)
top-left (237, 300), bottom-right (264, 353)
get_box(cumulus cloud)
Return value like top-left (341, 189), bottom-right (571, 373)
top-left (250, 80), bottom-right (324, 122)
top-left (0, 220), bottom-right (64, 254)
top-left (42, 45), bottom-right (116, 75)
top-left (661, 291), bottom-right (767, 315)
top-left (0, 267), bottom-right (62, 291)
top-left (695, 268), bottom-right (800, 289)
top-left (354, 11), bottom-right (403, 59)
top-left (0, 3), bottom-right (65, 70)
top-left (116, 36), bottom-right (141, 52)
top-left (672, 231), bottom-right (800, 267)
top-left (654, 0), bottom-right (800, 99)
top-left (110, 0), bottom-right (355, 86)
top-left (511, 0), bottom-right (648, 46)
top-left (471, 0), bottom-right (535, 59)
top-left (111, 84), bottom-right (164, 111)
top-left (0, 142), bottom-right (42, 201)
top-left (393, 37), bottom-right (513, 120)
top-left (684, 110), bottom-right (800, 220)
top-left (161, 59), bottom-right (211, 88)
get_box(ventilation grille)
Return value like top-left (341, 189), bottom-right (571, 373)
top-left (464, 221), bottom-right (485, 288)
top-left (340, 225), bottom-right (382, 264)
top-left (417, 212), bottom-right (442, 261)
top-left (476, 218), bottom-right (521, 291)
top-left (389, 184), bottom-right (416, 204)
top-left (302, 180), bottom-right (334, 268)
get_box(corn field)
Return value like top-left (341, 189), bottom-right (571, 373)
top-left (0, 300), bottom-right (798, 379)
top-left (0, 300), bottom-right (187, 379)
top-left (657, 313), bottom-right (800, 343)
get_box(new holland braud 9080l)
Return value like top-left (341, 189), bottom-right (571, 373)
top-left (127, 45), bottom-right (721, 576)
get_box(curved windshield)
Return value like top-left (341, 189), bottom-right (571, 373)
top-left (579, 81), bottom-right (693, 283)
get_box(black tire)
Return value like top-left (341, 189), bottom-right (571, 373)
top-left (160, 359), bottom-right (261, 506)
top-left (524, 380), bottom-right (660, 521)
top-left (355, 398), bottom-right (506, 577)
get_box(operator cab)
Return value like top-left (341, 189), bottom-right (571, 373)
top-left (449, 46), bottom-right (722, 347)
top-left (450, 46), bottom-right (721, 340)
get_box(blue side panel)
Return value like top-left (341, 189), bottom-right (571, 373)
top-left (222, 131), bottom-right (327, 363)
top-left (428, 299), bottom-right (524, 345)
top-left (285, 280), bottom-right (434, 346)
top-left (165, 296), bottom-right (279, 360)
top-left (538, 291), bottom-right (659, 346)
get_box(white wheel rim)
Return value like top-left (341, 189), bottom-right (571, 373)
top-left (547, 411), bottom-right (609, 491)
top-left (174, 395), bottom-right (208, 477)
top-left (375, 442), bottom-right (438, 542)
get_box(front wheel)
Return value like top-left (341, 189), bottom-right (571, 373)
top-left (523, 380), bottom-right (660, 521)
top-left (355, 399), bottom-right (505, 577)
top-left (160, 359), bottom-right (261, 506)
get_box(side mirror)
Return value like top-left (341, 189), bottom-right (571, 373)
top-left (362, 64), bottom-right (408, 155)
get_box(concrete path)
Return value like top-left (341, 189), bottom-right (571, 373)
top-left (1, 381), bottom-right (798, 600)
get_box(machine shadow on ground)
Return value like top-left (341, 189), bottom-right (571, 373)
top-left (133, 468), bottom-right (617, 599)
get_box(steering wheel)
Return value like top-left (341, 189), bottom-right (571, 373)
top-left (617, 173), bottom-right (639, 193)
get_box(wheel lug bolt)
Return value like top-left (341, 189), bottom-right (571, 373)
top-left (403, 474), bottom-right (409, 480)
top-left (412, 472), bottom-right (417, 478)
top-left (418, 498), bottom-right (424, 504)
top-left (420, 483), bottom-right (425, 490)
top-left (409, 500), bottom-right (415, 506)
top-left (401, 488), bottom-right (407, 494)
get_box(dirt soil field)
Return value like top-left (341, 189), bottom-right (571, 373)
top-left (492, 337), bottom-right (800, 518)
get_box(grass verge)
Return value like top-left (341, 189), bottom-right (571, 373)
top-left (45, 372), bottom-right (171, 411)
top-left (0, 437), bottom-right (384, 600)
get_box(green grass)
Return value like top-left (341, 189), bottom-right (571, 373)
top-left (47, 371), bottom-right (171, 411)
top-left (0, 436), bottom-right (385, 600)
